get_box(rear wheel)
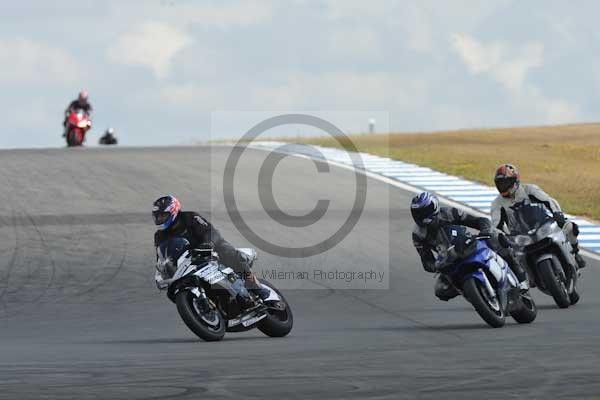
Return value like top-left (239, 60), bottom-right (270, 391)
top-left (176, 290), bottom-right (226, 341)
top-left (538, 259), bottom-right (570, 308)
top-left (463, 278), bottom-right (506, 328)
top-left (510, 291), bottom-right (537, 323)
top-left (257, 280), bottom-right (293, 337)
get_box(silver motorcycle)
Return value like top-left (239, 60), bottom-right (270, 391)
top-left (507, 203), bottom-right (580, 308)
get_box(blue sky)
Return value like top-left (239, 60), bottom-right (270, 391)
top-left (1, 0), bottom-right (599, 148)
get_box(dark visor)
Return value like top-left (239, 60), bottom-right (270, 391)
top-left (494, 176), bottom-right (515, 193)
top-left (153, 212), bottom-right (170, 225)
top-left (411, 202), bottom-right (436, 225)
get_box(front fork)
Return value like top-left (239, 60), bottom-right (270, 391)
top-left (478, 270), bottom-right (497, 300)
top-left (472, 268), bottom-right (509, 311)
top-left (189, 287), bottom-right (214, 314)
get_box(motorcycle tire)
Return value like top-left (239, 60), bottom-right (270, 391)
top-left (176, 290), bottom-right (226, 341)
top-left (66, 130), bottom-right (83, 147)
top-left (257, 280), bottom-right (293, 337)
top-left (537, 259), bottom-right (570, 308)
top-left (463, 277), bottom-right (506, 328)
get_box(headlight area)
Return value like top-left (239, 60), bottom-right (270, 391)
top-left (514, 235), bottom-right (534, 247)
top-left (536, 221), bottom-right (559, 239)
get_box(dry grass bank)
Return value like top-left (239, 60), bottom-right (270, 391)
top-left (282, 123), bottom-right (600, 220)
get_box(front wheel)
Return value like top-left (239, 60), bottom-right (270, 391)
top-left (463, 278), bottom-right (506, 328)
top-left (66, 129), bottom-right (83, 147)
top-left (257, 280), bottom-right (293, 337)
top-left (176, 290), bottom-right (226, 341)
top-left (538, 259), bottom-right (570, 308)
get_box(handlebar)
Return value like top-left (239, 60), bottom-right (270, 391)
top-left (435, 235), bottom-right (491, 271)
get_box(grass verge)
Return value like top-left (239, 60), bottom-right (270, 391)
top-left (278, 123), bottom-right (600, 221)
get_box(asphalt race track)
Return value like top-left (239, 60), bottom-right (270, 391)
top-left (0, 146), bottom-right (599, 400)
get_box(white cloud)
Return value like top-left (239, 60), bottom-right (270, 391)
top-left (514, 87), bottom-right (579, 124)
top-left (158, 83), bottom-right (221, 107)
top-left (451, 33), bottom-right (543, 91)
top-left (246, 71), bottom-right (429, 112)
top-left (184, 1), bottom-right (273, 29)
top-left (394, 3), bottom-right (435, 54)
top-left (325, 0), bottom-right (390, 21)
top-left (451, 32), bottom-right (578, 124)
top-left (328, 27), bottom-right (381, 58)
top-left (107, 22), bottom-right (192, 79)
top-left (146, 69), bottom-right (429, 117)
top-left (0, 38), bottom-right (81, 84)
top-left (108, 1), bottom-right (273, 31)
top-left (326, 1), bottom-right (512, 55)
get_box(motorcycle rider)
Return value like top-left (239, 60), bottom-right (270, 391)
top-left (63, 90), bottom-right (92, 136)
top-left (152, 195), bottom-right (269, 303)
top-left (411, 192), bottom-right (529, 301)
top-left (99, 128), bottom-right (118, 145)
top-left (491, 164), bottom-right (586, 269)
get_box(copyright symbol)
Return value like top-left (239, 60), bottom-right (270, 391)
top-left (223, 114), bottom-right (367, 258)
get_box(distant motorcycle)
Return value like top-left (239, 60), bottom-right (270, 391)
top-left (435, 225), bottom-right (537, 328)
top-left (157, 238), bottom-right (293, 341)
top-left (507, 202), bottom-right (580, 308)
top-left (65, 108), bottom-right (92, 147)
top-left (99, 128), bottom-right (118, 145)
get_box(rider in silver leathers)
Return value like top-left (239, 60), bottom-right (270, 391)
top-left (491, 164), bottom-right (585, 269)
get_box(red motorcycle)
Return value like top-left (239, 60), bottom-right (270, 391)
top-left (65, 108), bottom-right (92, 147)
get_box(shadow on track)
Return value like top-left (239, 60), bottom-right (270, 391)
top-left (367, 321), bottom-right (547, 332)
top-left (93, 335), bottom-right (271, 345)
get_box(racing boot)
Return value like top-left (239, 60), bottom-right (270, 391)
top-left (239, 271), bottom-right (269, 301)
top-left (572, 244), bottom-right (586, 269)
top-left (434, 274), bottom-right (459, 301)
top-left (505, 251), bottom-right (530, 293)
top-left (246, 280), bottom-right (270, 301)
top-left (518, 279), bottom-right (530, 292)
top-left (236, 285), bottom-right (261, 311)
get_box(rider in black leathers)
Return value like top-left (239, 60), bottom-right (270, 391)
top-left (411, 192), bottom-right (529, 301)
top-left (152, 195), bottom-right (268, 300)
top-left (99, 128), bottom-right (118, 145)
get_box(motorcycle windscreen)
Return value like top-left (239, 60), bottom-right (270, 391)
top-left (438, 224), bottom-right (478, 263)
top-left (510, 202), bottom-right (553, 234)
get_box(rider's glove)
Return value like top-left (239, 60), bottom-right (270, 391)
top-left (553, 211), bottom-right (566, 228)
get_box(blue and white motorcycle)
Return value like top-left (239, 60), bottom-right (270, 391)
top-left (436, 225), bottom-right (537, 328)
